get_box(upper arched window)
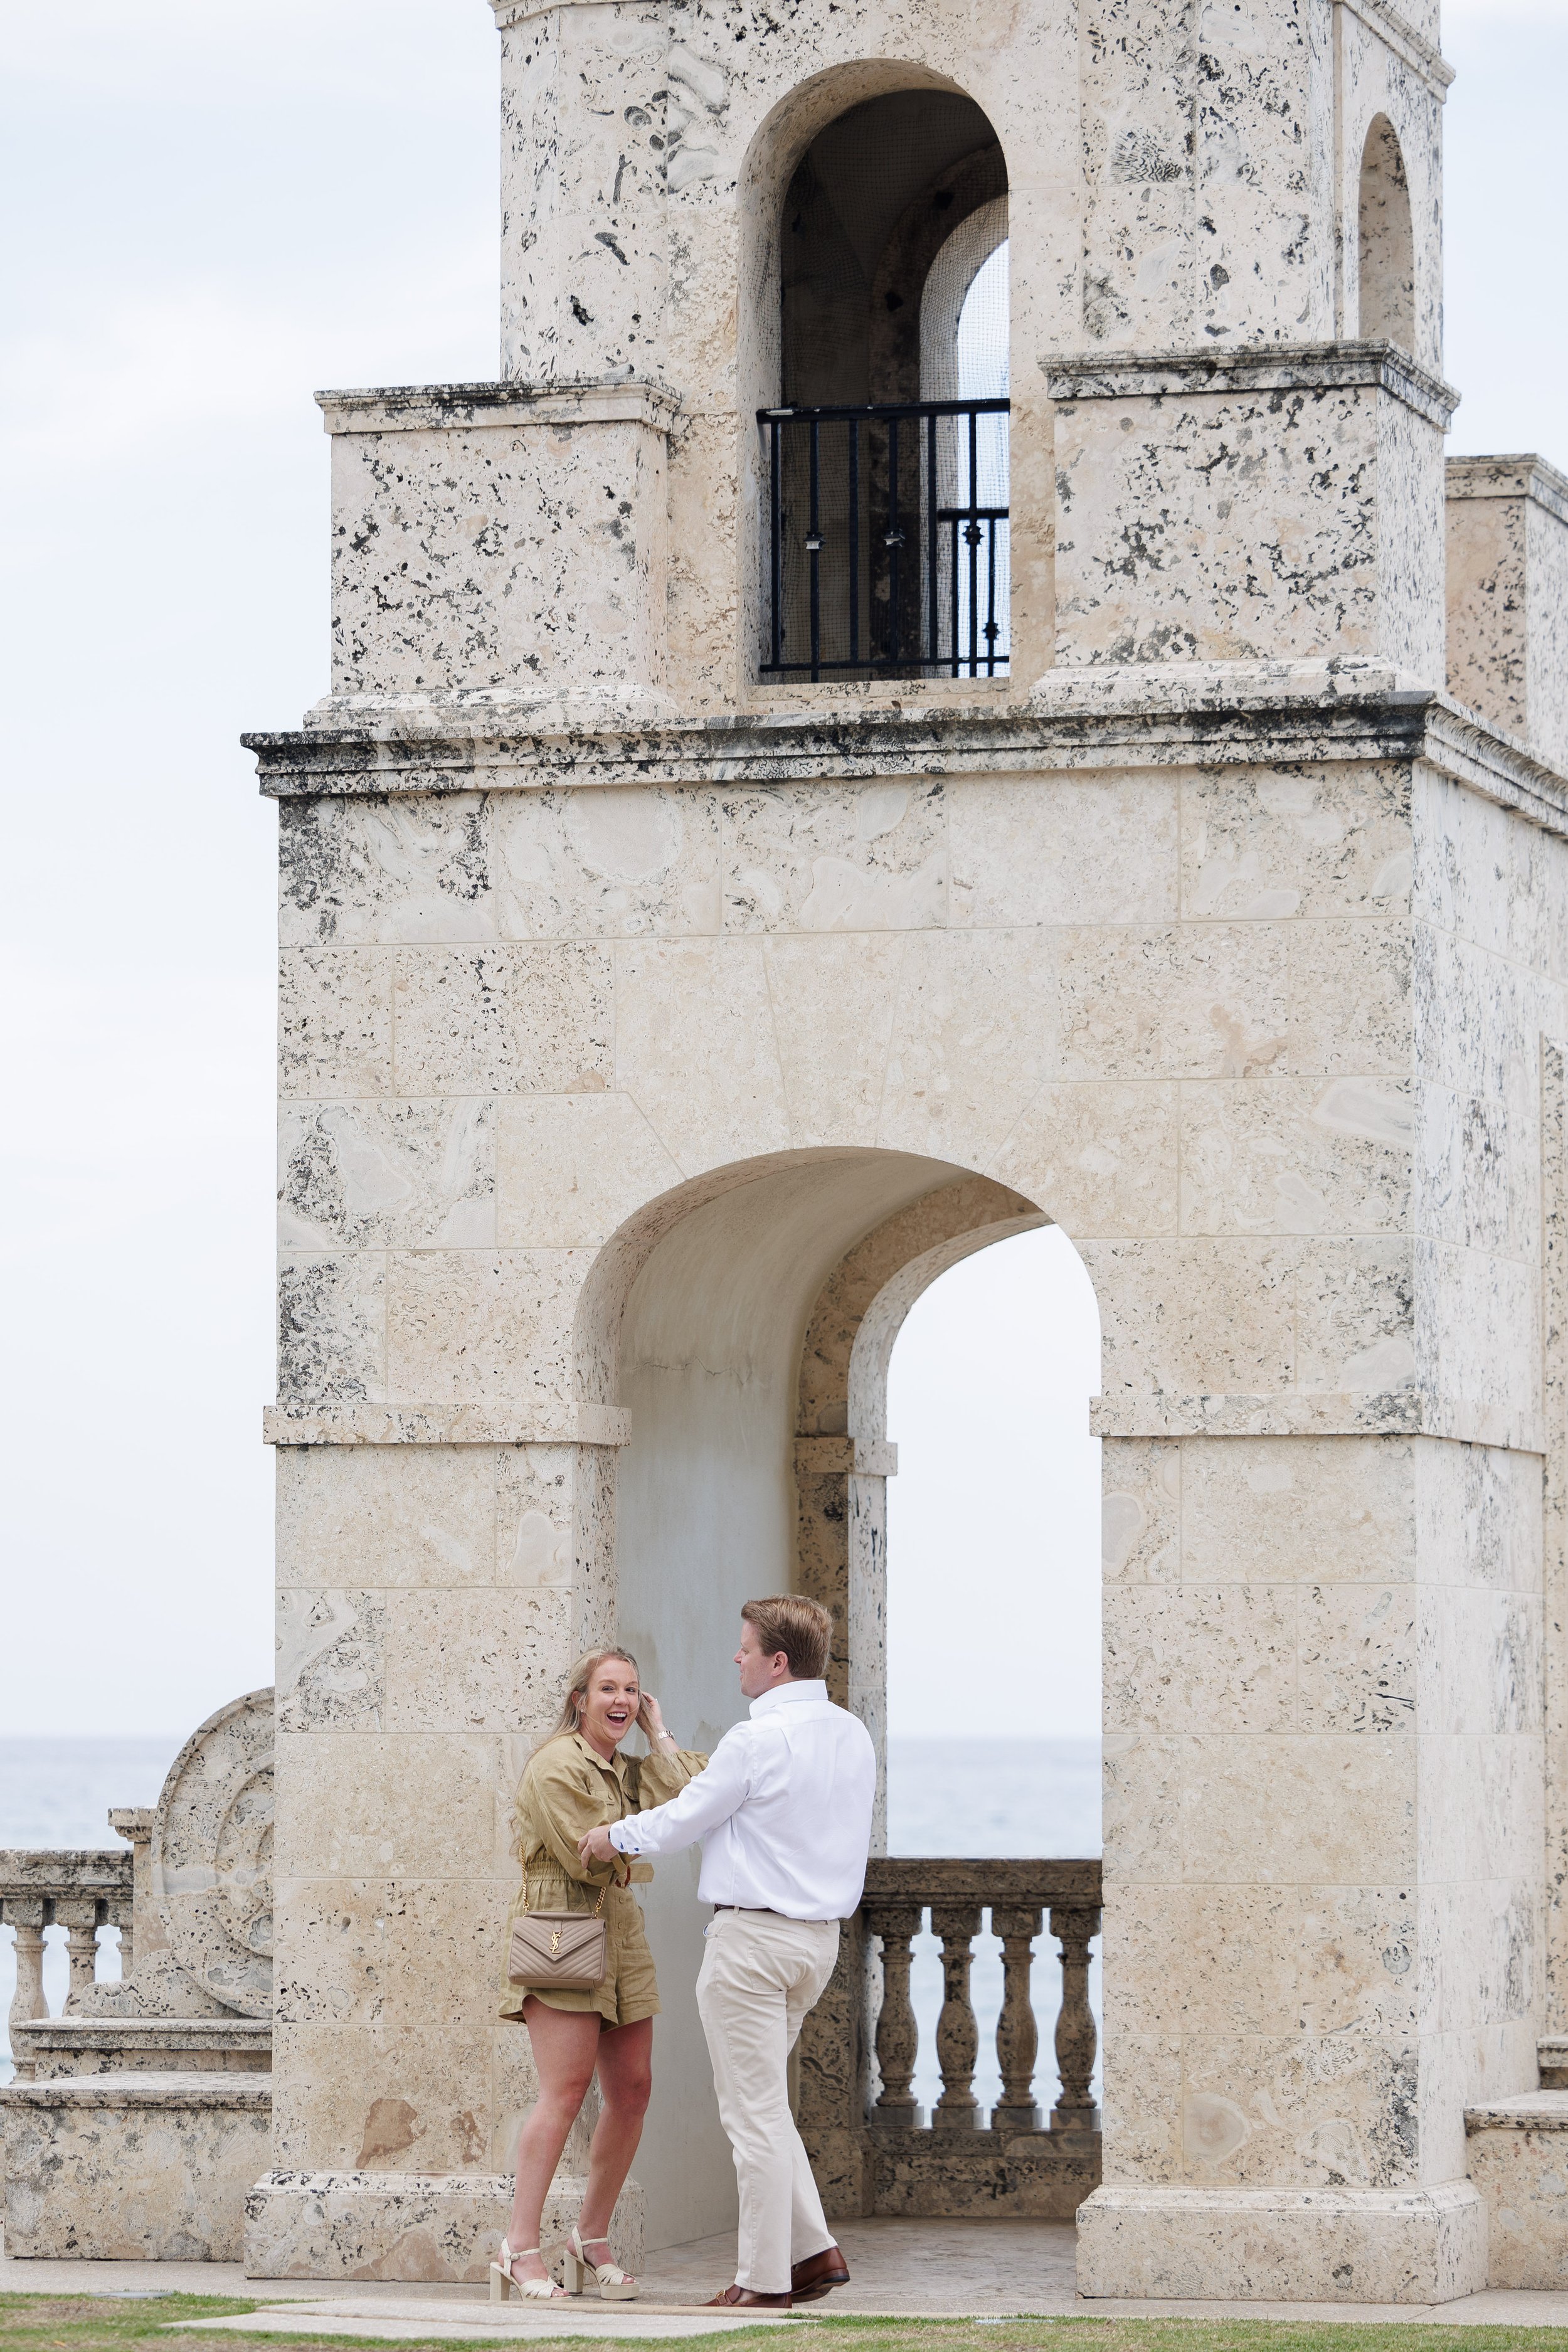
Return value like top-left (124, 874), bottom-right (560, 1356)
top-left (1357, 114), bottom-right (1415, 351)
top-left (763, 88), bottom-right (1010, 684)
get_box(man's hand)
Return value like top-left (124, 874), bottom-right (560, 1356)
top-left (578, 1823), bottom-right (618, 1866)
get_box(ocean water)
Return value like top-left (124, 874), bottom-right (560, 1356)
top-left (0, 1733), bottom-right (1102, 2112)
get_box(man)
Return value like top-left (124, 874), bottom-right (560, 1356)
top-left (578, 1594), bottom-right (876, 2309)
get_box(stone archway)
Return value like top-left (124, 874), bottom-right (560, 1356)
top-left (562, 1147), bottom-right (1057, 2247)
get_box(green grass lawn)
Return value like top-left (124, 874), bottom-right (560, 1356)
top-left (4, 2298), bottom-right (1568, 2352)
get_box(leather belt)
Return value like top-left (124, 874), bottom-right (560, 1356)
top-left (712, 1903), bottom-right (783, 1916)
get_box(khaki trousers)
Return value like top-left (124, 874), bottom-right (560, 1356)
top-left (695, 1907), bottom-right (840, 2294)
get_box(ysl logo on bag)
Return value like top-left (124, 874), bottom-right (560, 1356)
top-left (549, 1930), bottom-right (563, 1955)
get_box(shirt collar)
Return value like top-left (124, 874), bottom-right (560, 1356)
top-left (750, 1678), bottom-right (828, 1718)
top-left (570, 1731), bottom-right (630, 1781)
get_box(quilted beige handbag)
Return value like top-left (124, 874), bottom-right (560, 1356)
top-left (507, 1870), bottom-right (617, 1991)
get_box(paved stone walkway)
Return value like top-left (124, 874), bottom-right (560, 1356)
top-left (9, 2218), bottom-right (1568, 2333)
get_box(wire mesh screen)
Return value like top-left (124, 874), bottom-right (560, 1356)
top-left (955, 240), bottom-right (1010, 669)
top-left (762, 399), bottom-right (1009, 680)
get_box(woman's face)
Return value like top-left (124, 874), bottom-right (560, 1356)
top-left (576, 1660), bottom-right (640, 1754)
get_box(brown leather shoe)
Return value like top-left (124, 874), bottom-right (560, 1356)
top-left (790, 2245), bottom-right (850, 2302)
top-left (706, 2284), bottom-right (794, 2308)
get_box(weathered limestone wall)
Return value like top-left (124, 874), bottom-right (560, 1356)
top-left (1414, 763), bottom-right (1568, 2110)
top-left (461, 0), bottom-right (1453, 712)
top-left (255, 672), bottom-right (1565, 2287)
top-left (1447, 458), bottom-right (1568, 773)
top-left (1049, 352), bottom-right (1448, 676)
top-left (320, 385), bottom-right (677, 712)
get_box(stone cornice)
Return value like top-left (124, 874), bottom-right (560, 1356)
top-left (315, 378), bottom-right (682, 437)
top-left (1044, 340), bottom-right (1458, 430)
top-left (1423, 696), bottom-right (1568, 836)
top-left (1446, 452), bottom-right (1568, 528)
top-left (483, 0), bottom-right (1454, 93)
top-left (245, 665), bottom-right (1568, 844)
top-left (246, 674), bottom-right (1434, 796)
top-left (1092, 1388), bottom-right (1546, 1454)
top-left (263, 1401), bottom-right (632, 1447)
top-left (1335, 0), bottom-right (1454, 97)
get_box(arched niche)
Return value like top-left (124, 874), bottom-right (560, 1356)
top-left (1357, 113), bottom-right (1415, 350)
top-left (735, 66), bottom-right (1009, 682)
top-left (566, 1147), bottom-right (1054, 2245)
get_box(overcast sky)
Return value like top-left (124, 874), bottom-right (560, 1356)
top-left (1, 0), bottom-right (1563, 1743)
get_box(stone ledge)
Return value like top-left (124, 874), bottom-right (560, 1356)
top-left (244, 2170), bottom-right (642, 2285)
top-left (866, 1856), bottom-right (1101, 1903)
top-left (1076, 2181), bottom-right (1487, 2304)
top-left (1336, 0), bottom-right (1454, 95)
top-left (1091, 1390), bottom-right (1545, 1454)
top-left (0, 1850), bottom-right (131, 1903)
top-left (245, 672), bottom-right (1433, 793)
top-left (12, 2017), bottom-right (272, 2078)
top-left (263, 1402), bottom-right (631, 1449)
top-left (0, 2071), bottom-right (271, 2111)
top-left (1465, 2092), bottom-right (1568, 2133)
top-left (243, 673), bottom-right (1568, 841)
top-left (1043, 341), bottom-right (1459, 432)
top-left (315, 379), bottom-right (682, 438)
top-left (1446, 453), bottom-right (1568, 527)
top-left (795, 1435), bottom-right (899, 1477)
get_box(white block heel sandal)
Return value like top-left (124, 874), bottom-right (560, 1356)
top-left (490, 2238), bottom-right (566, 2301)
top-left (562, 2225), bottom-right (638, 2300)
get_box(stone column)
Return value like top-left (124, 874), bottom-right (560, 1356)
top-left (247, 1426), bottom-right (635, 2280)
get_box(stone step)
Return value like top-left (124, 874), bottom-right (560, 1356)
top-left (1465, 2090), bottom-right (1568, 2289)
top-left (11, 2015), bottom-right (272, 2079)
top-left (1539, 2038), bottom-right (1568, 2089)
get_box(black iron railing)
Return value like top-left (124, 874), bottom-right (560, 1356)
top-left (760, 399), bottom-right (1010, 682)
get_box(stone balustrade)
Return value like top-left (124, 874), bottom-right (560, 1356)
top-left (800, 1855), bottom-right (1102, 2221)
top-left (0, 1850), bottom-right (134, 2042)
top-left (862, 1857), bottom-right (1101, 2141)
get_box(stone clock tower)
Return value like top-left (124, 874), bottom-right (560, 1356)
top-left (239, 0), bottom-right (1568, 2305)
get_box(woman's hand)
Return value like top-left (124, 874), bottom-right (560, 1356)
top-left (637, 1693), bottom-right (674, 1749)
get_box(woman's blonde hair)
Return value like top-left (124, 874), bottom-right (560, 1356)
top-left (529, 1646), bottom-right (642, 1759)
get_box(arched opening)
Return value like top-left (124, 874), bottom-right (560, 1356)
top-left (572, 1147), bottom-right (1079, 2247)
top-left (760, 85), bottom-right (1010, 683)
top-left (1357, 114), bottom-right (1415, 350)
top-left (884, 1226), bottom-right (1101, 2123)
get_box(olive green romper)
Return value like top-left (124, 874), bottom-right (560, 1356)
top-left (499, 1732), bottom-right (707, 2030)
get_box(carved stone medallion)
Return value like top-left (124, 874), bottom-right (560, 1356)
top-left (150, 1688), bottom-right (275, 2018)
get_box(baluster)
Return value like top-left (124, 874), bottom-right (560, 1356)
top-left (866, 1902), bottom-right (924, 2127)
top-left (110, 1894), bottom-right (135, 1981)
top-left (991, 1902), bottom-right (1044, 2131)
top-left (6, 1899), bottom-right (49, 2046)
top-left (1049, 1903), bottom-right (1101, 2131)
top-left (930, 1901), bottom-right (982, 2130)
top-left (57, 1898), bottom-right (102, 2012)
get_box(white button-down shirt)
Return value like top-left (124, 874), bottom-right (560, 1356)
top-left (607, 1680), bottom-right (876, 1920)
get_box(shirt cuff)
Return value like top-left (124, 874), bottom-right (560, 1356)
top-left (608, 1818), bottom-right (640, 1855)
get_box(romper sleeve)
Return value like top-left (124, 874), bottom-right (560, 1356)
top-left (630, 1747), bottom-right (709, 1808)
top-left (522, 1745), bottom-right (625, 1889)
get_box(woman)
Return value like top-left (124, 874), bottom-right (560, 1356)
top-left (494, 1647), bottom-right (706, 2302)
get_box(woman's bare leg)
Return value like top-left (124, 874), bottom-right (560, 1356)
top-left (506, 2001), bottom-right (602, 2287)
top-left (576, 2015), bottom-right (654, 2262)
